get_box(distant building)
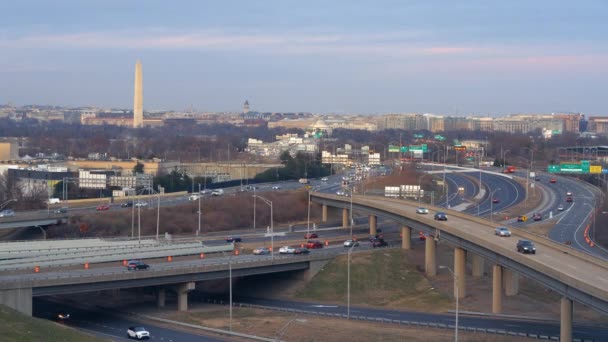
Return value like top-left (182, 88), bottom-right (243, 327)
top-left (0, 141), bottom-right (19, 160)
top-left (243, 100), bottom-right (250, 113)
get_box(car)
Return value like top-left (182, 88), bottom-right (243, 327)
top-left (533, 213), bottom-right (542, 221)
top-left (516, 239), bottom-right (536, 254)
top-left (0, 209), bottom-right (15, 217)
top-left (566, 191), bottom-right (572, 196)
top-left (200, 189), bottom-right (211, 195)
top-left (550, 178), bottom-right (557, 183)
top-left (279, 246), bottom-right (296, 254)
top-left (55, 312), bottom-right (70, 321)
top-left (54, 207), bottom-right (68, 214)
top-left (304, 233), bottom-right (318, 239)
top-left (226, 236), bottom-right (242, 243)
top-left (434, 212), bottom-right (448, 221)
top-left (96, 205), bottom-right (110, 211)
top-left (306, 240), bottom-right (324, 249)
top-left (253, 247), bottom-right (270, 255)
top-left (492, 198), bottom-right (500, 204)
top-left (134, 202), bottom-right (148, 207)
top-left (321, 177), bottom-right (328, 182)
top-left (416, 207), bottom-right (429, 214)
top-left (566, 197), bottom-right (573, 203)
top-left (127, 326), bottom-right (150, 340)
top-left (126, 259), bottom-right (149, 271)
top-left (188, 194), bottom-right (200, 201)
top-left (211, 189), bottom-right (224, 196)
top-left (343, 239), bottom-right (359, 247)
top-left (372, 239), bottom-right (388, 248)
top-left (517, 215), bottom-right (528, 222)
top-left (294, 247), bottom-right (310, 255)
top-left (271, 185), bottom-right (281, 190)
top-left (495, 227), bottom-right (511, 237)
top-left (121, 201), bottom-right (133, 207)
top-left (557, 205), bottom-right (565, 211)
top-left (535, 177), bottom-right (540, 181)
top-left (335, 190), bottom-right (345, 196)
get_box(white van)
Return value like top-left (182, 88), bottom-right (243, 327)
top-left (47, 198), bottom-right (61, 204)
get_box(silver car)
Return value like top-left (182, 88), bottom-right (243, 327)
top-left (343, 239), bottom-right (360, 247)
top-left (0, 209), bottom-right (15, 217)
top-left (495, 227), bottom-right (511, 237)
top-left (416, 207), bottom-right (429, 214)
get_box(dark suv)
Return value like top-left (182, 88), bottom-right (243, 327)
top-left (434, 212), bottom-right (448, 221)
top-left (516, 240), bottom-right (536, 254)
top-left (126, 259), bottom-right (150, 270)
top-left (372, 239), bottom-right (388, 248)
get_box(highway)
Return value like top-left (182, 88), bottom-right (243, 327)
top-left (227, 297), bottom-right (608, 341)
top-left (34, 298), bottom-right (228, 341)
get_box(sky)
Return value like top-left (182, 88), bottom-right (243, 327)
top-left (0, 0), bottom-right (607, 115)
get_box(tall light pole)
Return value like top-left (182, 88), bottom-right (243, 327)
top-left (253, 187), bottom-right (256, 231)
top-left (439, 265), bottom-right (459, 342)
top-left (418, 174), bottom-right (432, 205)
top-left (197, 184), bottom-right (201, 236)
top-left (221, 251), bottom-right (233, 331)
top-left (490, 187), bottom-right (501, 222)
top-left (307, 190), bottom-right (311, 236)
top-left (253, 195), bottom-right (273, 261)
top-left (156, 189), bottom-right (160, 241)
top-left (347, 243), bottom-right (356, 319)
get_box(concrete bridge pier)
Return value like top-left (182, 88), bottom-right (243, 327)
top-left (0, 288), bottom-right (32, 316)
top-left (369, 215), bottom-right (377, 235)
top-left (322, 204), bottom-right (328, 222)
top-left (424, 236), bottom-right (436, 276)
top-left (492, 265), bottom-right (502, 313)
top-left (176, 282), bottom-right (196, 311)
top-left (401, 226), bottom-right (411, 250)
top-left (342, 208), bottom-right (349, 228)
top-left (454, 248), bottom-right (466, 299)
top-left (561, 297), bottom-right (573, 342)
top-left (157, 288), bottom-right (166, 308)
top-left (503, 269), bottom-right (519, 296)
top-left (470, 253), bottom-right (484, 277)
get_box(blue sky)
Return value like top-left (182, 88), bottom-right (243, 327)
top-left (1, 1), bottom-right (607, 115)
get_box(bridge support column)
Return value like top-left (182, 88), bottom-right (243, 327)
top-left (503, 269), bottom-right (519, 296)
top-left (322, 204), bottom-right (328, 223)
top-left (0, 288), bottom-right (32, 316)
top-left (471, 254), bottom-right (484, 277)
top-left (401, 226), bottom-right (411, 250)
top-left (157, 288), bottom-right (166, 308)
top-left (454, 248), bottom-right (466, 299)
top-left (424, 237), bottom-right (436, 276)
top-left (560, 297), bottom-right (573, 342)
top-left (369, 215), bottom-right (377, 235)
top-left (342, 208), bottom-right (349, 228)
top-left (492, 265), bottom-right (502, 313)
top-left (176, 282), bottom-right (196, 311)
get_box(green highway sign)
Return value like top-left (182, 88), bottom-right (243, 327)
top-left (434, 135), bottom-right (445, 141)
top-left (547, 165), bottom-right (560, 173)
top-left (582, 160), bottom-right (590, 173)
top-left (388, 145), bottom-right (399, 153)
top-left (400, 146), bottom-right (408, 152)
top-left (409, 144), bottom-right (428, 152)
top-left (560, 163), bottom-right (582, 172)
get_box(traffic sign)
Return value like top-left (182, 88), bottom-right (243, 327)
top-left (547, 165), bottom-right (560, 173)
top-left (590, 165), bottom-right (602, 174)
top-left (400, 146), bottom-right (408, 152)
top-left (388, 145), bottom-right (399, 152)
top-left (560, 163), bottom-right (582, 172)
top-left (582, 160), bottom-right (590, 173)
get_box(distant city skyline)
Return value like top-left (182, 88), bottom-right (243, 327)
top-left (1, 1), bottom-right (607, 115)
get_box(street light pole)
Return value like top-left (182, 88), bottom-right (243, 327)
top-left (253, 187), bottom-right (256, 231)
top-left (349, 187), bottom-right (354, 237)
top-left (253, 195), bottom-right (274, 261)
top-left (156, 190), bottom-right (160, 241)
top-left (197, 184), bottom-right (201, 236)
top-left (440, 266), bottom-right (459, 342)
top-left (347, 243), bottom-right (355, 319)
top-left (307, 190), bottom-right (311, 236)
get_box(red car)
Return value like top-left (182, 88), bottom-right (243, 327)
top-left (492, 198), bottom-right (500, 204)
top-left (304, 233), bottom-right (318, 239)
top-left (96, 205), bottom-right (110, 211)
top-left (306, 240), bottom-right (323, 249)
top-left (566, 197), bottom-right (573, 202)
top-left (550, 178), bottom-right (557, 183)
top-left (419, 231), bottom-right (428, 241)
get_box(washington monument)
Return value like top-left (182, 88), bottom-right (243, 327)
top-left (133, 60), bottom-right (143, 128)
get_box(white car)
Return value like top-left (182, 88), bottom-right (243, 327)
top-left (336, 190), bottom-right (345, 196)
top-left (278, 246), bottom-right (296, 254)
top-left (188, 195), bottom-right (200, 201)
top-left (127, 326), bottom-right (150, 340)
top-left (321, 177), bottom-right (328, 182)
top-left (343, 239), bottom-right (360, 247)
top-left (0, 209), bottom-right (15, 217)
top-left (416, 207), bottom-right (429, 214)
top-left (211, 189), bottom-right (224, 196)
top-left (200, 189), bottom-right (210, 195)
top-left (566, 191), bottom-right (572, 196)
top-left (271, 185), bottom-right (281, 190)
top-left (495, 227), bottom-right (511, 237)
top-left (557, 205), bottom-right (565, 211)
top-left (134, 202), bottom-right (148, 208)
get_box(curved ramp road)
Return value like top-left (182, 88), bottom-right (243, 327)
top-left (229, 297), bottom-right (608, 341)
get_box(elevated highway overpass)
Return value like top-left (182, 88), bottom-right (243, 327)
top-left (313, 192), bottom-right (608, 342)
top-left (0, 211), bottom-right (68, 230)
